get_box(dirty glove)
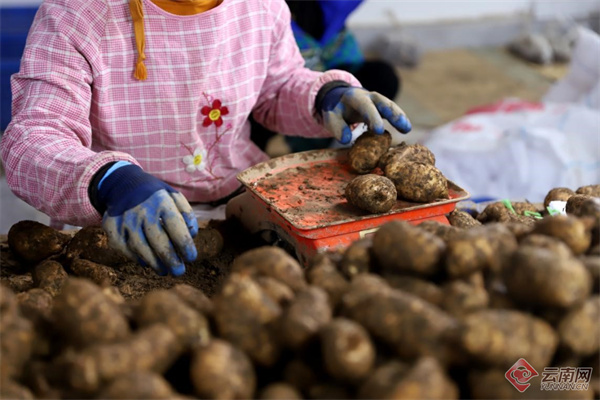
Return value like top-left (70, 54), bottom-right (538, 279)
top-left (91, 161), bottom-right (198, 276)
top-left (316, 81), bottom-right (412, 144)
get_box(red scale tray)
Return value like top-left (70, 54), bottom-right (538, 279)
top-left (231, 148), bottom-right (470, 264)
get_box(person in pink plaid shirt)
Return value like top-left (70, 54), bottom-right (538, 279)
top-left (1, 0), bottom-right (412, 276)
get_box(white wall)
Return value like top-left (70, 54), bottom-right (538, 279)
top-left (0, 0), bottom-right (42, 5)
top-left (2, 0), bottom-right (599, 25)
top-left (347, 0), bottom-right (600, 27)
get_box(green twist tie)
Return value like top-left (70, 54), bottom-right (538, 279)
top-left (547, 206), bottom-right (561, 216)
top-left (502, 199), bottom-right (517, 215)
top-left (523, 210), bottom-right (543, 219)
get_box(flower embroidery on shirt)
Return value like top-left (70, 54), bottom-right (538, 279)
top-left (182, 147), bottom-right (207, 173)
top-left (182, 93), bottom-right (234, 182)
top-left (201, 99), bottom-right (229, 127)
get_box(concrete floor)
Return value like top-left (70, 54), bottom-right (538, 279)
top-left (399, 47), bottom-right (567, 130)
top-left (0, 47), bottom-right (568, 234)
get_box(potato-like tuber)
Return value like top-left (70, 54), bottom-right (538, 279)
top-left (306, 254), bottom-right (349, 308)
top-left (504, 246), bottom-right (591, 308)
top-left (190, 339), bottom-right (256, 400)
top-left (340, 274), bottom-right (392, 312)
top-left (16, 288), bottom-right (53, 325)
top-left (320, 318), bottom-right (375, 381)
top-left (372, 221), bottom-right (445, 277)
top-left (70, 258), bottom-right (118, 286)
top-left (358, 361), bottom-right (408, 400)
top-left (65, 226), bottom-right (127, 266)
top-left (445, 231), bottom-right (494, 278)
top-left (283, 359), bottom-right (318, 390)
top-left (348, 130), bottom-right (392, 174)
top-left (519, 234), bottom-right (572, 258)
top-left (505, 221), bottom-right (535, 240)
top-left (0, 378), bottom-right (34, 399)
top-left (342, 288), bottom-right (460, 364)
top-left (441, 280), bottom-right (489, 317)
top-left (134, 289), bottom-right (210, 350)
top-left (255, 276), bottom-right (295, 306)
top-left (213, 273), bottom-right (282, 366)
top-left (307, 383), bottom-right (350, 400)
top-left (576, 184), bottom-right (600, 197)
top-left (445, 223), bottom-right (517, 278)
top-left (544, 187), bottom-right (575, 209)
top-left (279, 286), bottom-right (332, 349)
top-left (7, 221), bottom-right (71, 264)
top-left (63, 324), bottom-right (180, 394)
top-left (52, 278), bottom-right (130, 348)
top-left (532, 215), bottom-right (591, 255)
top-left (359, 358), bottom-right (458, 400)
top-left (557, 296), bottom-right (600, 357)
top-left (230, 246), bottom-right (306, 292)
top-left (0, 313), bottom-right (34, 380)
top-left (194, 226), bottom-right (224, 259)
top-left (32, 260), bottom-right (68, 297)
top-left (448, 210), bottom-right (482, 229)
top-left (385, 161), bottom-right (448, 203)
top-left (418, 220), bottom-right (461, 242)
top-left (581, 256), bottom-right (600, 293)
top-left (383, 274), bottom-right (443, 306)
top-left (259, 383), bottom-right (302, 400)
top-left (378, 142), bottom-right (436, 170)
top-left (97, 371), bottom-right (177, 399)
top-left (339, 237), bottom-right (372, 279)
top-left (170, 283), bottom-right (213, 316)
top-left (345, 174), bottom-right (397, 214)
top-left (476, 202), bottom-right (536, 225)
top-left (461, 309), bottom-right (558, 368)
top-left (566, 195), bottom-right (600, 220)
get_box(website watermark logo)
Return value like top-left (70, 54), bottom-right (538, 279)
top-left (541, 367), bottom-right (593, 391)
top-left (506, 359), bottom-right (594, 393)
top-left (505, 358), bottom-right (539, 392)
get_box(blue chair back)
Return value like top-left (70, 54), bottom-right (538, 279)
top-left (1, 7), bottom-right (38, 132)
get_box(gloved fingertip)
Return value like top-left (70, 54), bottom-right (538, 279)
top-left (183, 212), bottom-right (199, 237)
top-left (150, 258), bottom-right (170, 276)
top-left (189, 222), bottom-right (199, 238)
top-left (171, 264), bottom-right (186, 277)
top-left (373, 123), bottom-right (385, 135)
top-left (136, 257), bottom-right (148, 267)
top-left (396, 115), bottom-right (412, 133)
top-left (183, 244), bottom-right (198, 263)
top-left (340, 126), bottom-right (353, 144)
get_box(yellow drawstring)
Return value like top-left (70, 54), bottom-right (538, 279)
top-left (129, 0), bottom-right (147, 80)
top-left (129, 0), bottom-right (222, 80)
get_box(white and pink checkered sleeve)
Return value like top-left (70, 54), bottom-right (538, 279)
top-left (252, 0), bottom-right (361, 138)
top-left (0, 0), bottom-right (138, 226)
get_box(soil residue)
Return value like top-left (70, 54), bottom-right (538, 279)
top-left (1, 218), bottom-right (263, 299)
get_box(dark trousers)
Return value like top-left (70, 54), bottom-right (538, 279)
top-left (250, 60), bottom-right (401, 152)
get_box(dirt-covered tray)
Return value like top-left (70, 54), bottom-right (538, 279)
top-left (237, 148), bottom-right (470, 231)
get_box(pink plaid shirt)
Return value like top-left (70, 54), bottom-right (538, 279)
top-left (1, 0), bottom-right (360, 226)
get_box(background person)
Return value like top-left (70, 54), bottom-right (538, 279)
top-left (251, 0), bottom-right (402, 152)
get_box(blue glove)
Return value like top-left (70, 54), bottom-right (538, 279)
top-left (95, 162), bottom-right (198, 276)
top-left (317, 83), bottom-right (412, 144)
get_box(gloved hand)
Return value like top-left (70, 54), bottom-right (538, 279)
top-left (93, 162), bottom-right (198, 276)
top-left (317, 83), bottom-right (412, 144)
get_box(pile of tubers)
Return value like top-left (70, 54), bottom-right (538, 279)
top-left (345, 132), bottom-right (449, 214)
top-left (1, 184), bottom-right (599, 399)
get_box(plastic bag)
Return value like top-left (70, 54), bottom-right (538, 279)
top-left (422, 27), bottom-right (600, 202)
